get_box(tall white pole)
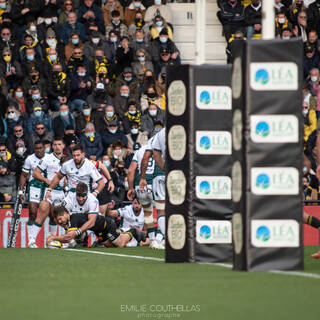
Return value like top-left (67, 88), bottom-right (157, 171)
top-left (262, 0), bottom-right (275, 39)
top-left (195, 0), bottom-right (206, 64)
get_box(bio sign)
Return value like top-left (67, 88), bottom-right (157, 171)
top-left (196, 220), bottom-right (232, 244)
top-left (251, 219), bottom-right (299, 247)
top-left (196, 176), bottom-right (231, 200)
top-left (251, 115), bottom-right (299, 143)
top-left (251, 167), bottom-right (299, 195)
top-left (196, 131), bottom-right (232, 155)
top-left (196, 86), bottom-right (232, 110)
top-left (250, 62), bottom-right (298, 91)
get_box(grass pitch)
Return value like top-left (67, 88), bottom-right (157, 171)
top-left (0, 246), bottom-right (319, 320)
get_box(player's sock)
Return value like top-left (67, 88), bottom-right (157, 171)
top-left (27, 222), bottom-right (33, 243)
top-left (307, 215), bottom-right (320, 229)
top-left (29, 222), bottom-right (42, 244)
top-left (49, 222), bottom-right (57, 235)
top-left (128, 228), bottom-right (146, 243)
top-left (147, 227), bottom-right (156, 240)
top-left (156, 230), bottom-right (163, 242)
top-left (157, 216), bottom-right (165, 236)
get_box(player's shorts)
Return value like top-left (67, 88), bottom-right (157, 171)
top-left (120, 227), bottom-right (138, 247)
top-left (97, 187), bottom-right (112, 205)
top-left (44, 187), bottom-right (65, 205)
top-left (152, 175), bottom-right (166, 201)
top-left (28, 185), bottom-right (43, 204)
top-left (134, 184), bottom-right (153, 205)
top-left (99, 216), bottom-right (121, 243)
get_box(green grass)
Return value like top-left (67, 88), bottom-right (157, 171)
top-left (0, 246), bottom-right (319, 320)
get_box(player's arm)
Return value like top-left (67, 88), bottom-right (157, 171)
top-left (18, 171), bottom-right (29, 201)
top-left (47, 231), bottom-right (75, 244)
top-left (107, 209), bottom-right (119, 218)
top-left (93, 178), bottom-right (105, 197)
top-left (33, 167), bottom-right (50, 185)
top-left (45, 172), bottom-right (64, 199)
top-left (127, 161), bottom-right (138, 200)
top-left (153, 150), bottom-right (165, 171)
top-left (64, 213), bottom-right (97, 241)
top-left (97, 161), bottom-right (114, 193)
top-left (139, 150), bottom-right (152, 192)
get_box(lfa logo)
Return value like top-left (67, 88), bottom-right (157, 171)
top-left (196, 176), bottom-right (231, 199)
top-left (196, 86), bottom-right (231, 110)
top-left (196, 131), bottom-right (231, 155)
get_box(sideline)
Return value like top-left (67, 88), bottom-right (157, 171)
top-left (68, 249), bottom-right (320, 280)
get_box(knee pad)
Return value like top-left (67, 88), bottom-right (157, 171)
top-left (155, 201), bottom-right (165, 210)
top-left (144, 214), bottom-right (154, 225)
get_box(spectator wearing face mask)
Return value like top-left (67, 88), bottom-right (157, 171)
top-left (26, 104), bottom-right (53, 135)
top-left (59, 0), bottom-right (76, 25)
top-left (93, 104), bottom-right (117, 134)
top-left (22, 67), bottom-right (47, 98)
top-left (105, 10), bottom-right (128, 40)
top-left (0, 161), bottom-right (16, 201)
top-left (144, 0), bottom-right (173, 26)
top-left (113, 84), bottom-right (138, 119)
top-left (5, 106), bottom-right (26, 135)
top-left (19, 34), bottom-right (43, 64)
top-left (131, 48), bottom-right (154, 82)
top-left (65, 33), bottom-right (85, 64)
top-left (84, 31), bottom-right (112, 63)
top-left (23, 22), bottom-right (41, 45)
top-left (21, 47), bottom-right (44, 76)
top-left (140, 69), bottom-right (156, 94)
top-left (52, 104), bottom-right (76, 137)
top-left (75, 103), bottom-right (93, 136)
top-left (303, 42), bottom-right (320, 79)
top-left (106, 29), bottom-right (120, 63)
top-left (126, 121), bottom-right (148, 153)
top-left (307, 67), bottom-right (319, 96)
top-left (130, 29), bottom-right (150, 56)
top-left (44, 47), bottom-right (66, 79)
top-left (115, 36), bottom-right (134, 76)
top-left (141, 103), bottom-right (165, 136)
top-left (7, 124), bottom-right (33, 156)
top-left (275, 9), bottom-right (292, 37)
top-left (107, 140), bottom-right (128, 165)
top-left (102, 0), bottom-right (124, 27)
top-left (150, 15), bottom-right (173, 41)
top-left (80, 122), bottom-right (103, 160)
top-left (0, 27), bottom-right (19, 62)
top-left (0, 48), bottom-right (23, 92)
top-left (124, 0), bottom-right (146, 27)
top-left (59, 11), bottom-right (86, 46)
top-left (37, 12), bottom-right (60, 42)
top-left (11, 0), bottom-right (42, 28)
top-left (109, 67), bottom-right (140, 98)
top-left (78, 0), bottom-right (105, 34)
top-left (122, 100), bottom-right (141, 134)
top-left (40, 28), bottom-right (66, 64)
top-left (244, 0), bottom-right (262, 39)
top-left (25, 86), bottom-right (49, 115)
top-left (101, 119), bottom-right (128, 151)
top-left (140, 84), bottom-right (162, 112)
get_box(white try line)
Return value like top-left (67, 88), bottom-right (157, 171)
top-left (69, 249), bottom-right (320, 280)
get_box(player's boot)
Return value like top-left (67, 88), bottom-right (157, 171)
top-left (311, 250), bottom-right (320, 259)
top-left (149, 239), bottom-right (159, 249)
top-left (130, 228), bottom-right (146, 243)
top-left (28, 242), bottom-right (38, 248)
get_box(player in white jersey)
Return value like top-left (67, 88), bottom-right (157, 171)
top-left (127, 142), bottom-right (157, 246)
top-left (28, 137), bottom-right (66, 247)
top-left (139, 128), bottom-right (166, 249)
top-left (18, 141), bottom-right (46, 242)
top-left (45, 145), bottom-right (104, 198)
top-left (108, 198), bottom-right (149, 247)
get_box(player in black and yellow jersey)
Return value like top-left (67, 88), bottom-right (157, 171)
top-left (47, 205), bottom-right (146, 248)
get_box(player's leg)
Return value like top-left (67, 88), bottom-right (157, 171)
top-left (27, 186), bottom-right (42, 247)
top-left (303, 210), bottom-right (320, 229)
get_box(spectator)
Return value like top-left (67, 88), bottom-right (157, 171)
top-left (88, 48), bottom-right (112, 81)
top-left (24, 21), bottom-right (41, 44)
top-left (105, 9), bottom-right (129, 40)
top-left (9, 86), bottom-right (27, 115)
top-left (102, 0), bottom-right (124, 27)
top-left (140, 69), bottom-right (157, 94)
top-left (37, 12), bottom-right (60, 43)
top-left (131, 48), bottom-right (154, 82)
top-left (107, 140), bottom-right (128, 165)
top-left (110, 67), bottom-right (140, 98)
top-left (5, 106), bottom-right (26, 136)
top-left (30, 122), bottom-right (54, 145)
top-left (126, 121), bottom-right (148, 153)
top-left (11, 0), bottom-right (42, 28)
top-left (7, 124), bottom-right (33, 156)
top-left (307, 30), bottom-right (320, 54)
top-left (80, 122), bottom-right (103, 160)
top-left (130, 29), bottom-right (150, 57)
top-left (304, 98), bottom-right (317, 149)
top-left (26, 104), bottom-right (52, 135)
top-left (87, 81), bottom-right (113, 110)
top-left (281, 27), bottom-right (293, 39)
top-left (20, 33), bottom-right (42, 63)
top-left (0, 48), bottom-right (23, 92)
top-left (113, 84), bottom-right (135, 119)
top-left (22, 67), bottom-right (47, 99)
top-left (0, 142), bottom-right (16, 173)
top-left (59, 1), bottom-right (76, 25)
top-left (0, 111), bottom-right (7, 139)
top-left (141, 102), bottom-right (165, 135)
top-left (275, 9), bottom-right (291, 37)
top-left (122, 99), bottom-right (142, 133)
top-left (288, 0), bottom-right (306, 25)
top-left (115, 36), bottom-right (134, 75)
top-left (0, 27), bottom-right (19, 62)
top-left (124, 0), bottom-right (146, 27)
top-left (47, 63), bottom-right (70, 111)
top-left (59, 11), bottom-right (86, 45)
top-left (303, 43), bottom-right (319, 79)
top-left (244, 0), bottom-right (262, 39)
top-left (293, 10), bottom-right (309, 42)
top-left (106, 29), bottom-right (120, 63)
top-left (307, 67), bottom-right (319, 97)
top-left (101, 119), bottom-right (128, 151)
top-left (140, 84), bottom-right (162, 112)
top-left (63, 124), bottom-right (80, 149)
top-left (21, 47), bottom-right (44, 75)
top-left (144, 0), bottom-right (173, 26)
top-left (307, 0), bottom-right (320, 33)
top-left (25, 86), bottom-right (49, 115)
top-left (65, 34), bottom-right (85, 66)
top-left (226, 30), bottom-right (245, 63)
top-left (0, 161), bottom-right (16, 201)
top-left (43, 47), bottom-right (66, 77)
top-left (217, 0), bottom-right (245, 42)
top-left (40, 28), bottom-right (66, 63)
top-left (69, 64), bottom-right (92, 112)
top-left (84, 30), bottom-right (112, 62)
top-left (92, 104), bottom-right (117, 134)
top-left (150, 15), bottom-right (173, 41)
top-left (75, 103), bottom-right (93, 136)
top-left (77, 0), bottom-right (105, 34)
top-left (52, 104), bottom-right (76, 137)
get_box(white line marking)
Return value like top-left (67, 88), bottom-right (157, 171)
top-left (69, 248), bottom-right (164, 261)
top-left (68, 249), bottom-right (320, 280)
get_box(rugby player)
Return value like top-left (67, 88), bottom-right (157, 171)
top-left (18, 141), bottom-right (46, 247)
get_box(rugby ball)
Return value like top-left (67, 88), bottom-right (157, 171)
top-left (47, 240), bottom-right (62, 249)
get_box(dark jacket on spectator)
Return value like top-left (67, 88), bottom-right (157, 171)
top-left (101, 129), bottom-right (128, 151)
top-left (219, 1), bottom-right (245, 28)
top-left (140, 107), bottom-right (165, 135)
top-left (59, 21), bottom-right (86, 46)
top-left (52, 112), bottom-right (76, 137)
top-left (79, 132), bottom-right (103, 159)
top-left (244, 3), bottom-right (262, 27)
top-left (26, 112), bottom-right (53, 135)
top-left (6, 133), bottom-right (33, 155)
